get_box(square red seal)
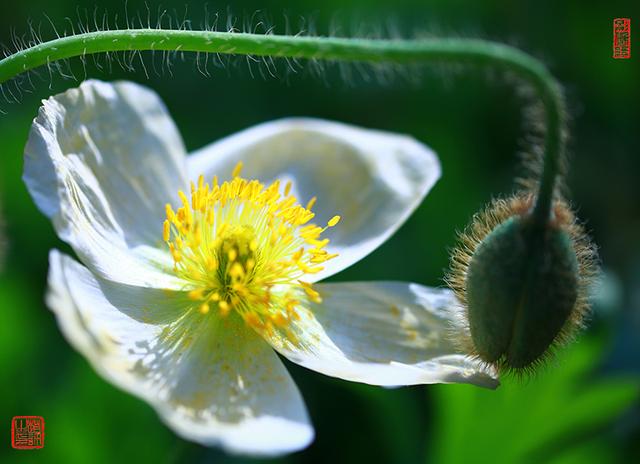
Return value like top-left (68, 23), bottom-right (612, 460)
top-left (613, 18), bottom-right (631, 59)
top-left (11, 416), bottom-right (45, 449)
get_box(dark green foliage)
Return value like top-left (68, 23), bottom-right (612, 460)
top-left (0, 0), bottom-right (637, 463)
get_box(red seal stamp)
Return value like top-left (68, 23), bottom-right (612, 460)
top-left (11, 416), bottom-right (45, 449)
top-left (613, 18), bottom-right (631, 59)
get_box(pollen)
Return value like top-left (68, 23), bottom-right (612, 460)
top-left (163, 162), bottom-right (340, 334)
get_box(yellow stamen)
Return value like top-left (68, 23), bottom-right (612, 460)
top-left (163, 220), bottom-right (171, 242)
top-left (232, 161), bottom-right (244, 178)
top-left (272, 312), bottom-right (288, 327)
top-left (162, 166), bottom-right (341, 334)
top-left (165, 204), bottom-right (176, 223)
top-left (244, 312), bottom-right (263, 329)
top-left (306, 196), bottom-right (317, 210)
top-left (218, 300), bottom-right (231, 316)
top-left (188, 289), bottom-right (205, 300)
top-left (328, 215), bottom-right (341, 227)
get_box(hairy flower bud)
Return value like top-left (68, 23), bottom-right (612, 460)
top-left (447, 194), bottom-right (597, 374)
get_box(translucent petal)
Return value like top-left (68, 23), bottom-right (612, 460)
top-left (24, 80), bottom-right (187, 287)
top-left (47, 250), bottom-right (313, 455)
top-left (188, 118), bottom-right (441, 281)
top-left (262, 281), bottom-right (498, 388)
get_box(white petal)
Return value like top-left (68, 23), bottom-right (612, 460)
top-left (263, 281), bottom-right (498, 388)
top-left (47, 250), bottom-right (313, 456)
top-left (188, 118), bottom-right (441, 281)
top-left (24, 80), bottom-right (188, 288)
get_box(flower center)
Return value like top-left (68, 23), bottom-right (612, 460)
top-left (163, 162), bottom-right (340, 333)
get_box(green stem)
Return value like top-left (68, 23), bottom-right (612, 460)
top-left (0, 30), bottom-right (564, 222)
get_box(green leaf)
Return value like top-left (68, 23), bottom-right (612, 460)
top-left (428, 336), bottom-right (639, 464)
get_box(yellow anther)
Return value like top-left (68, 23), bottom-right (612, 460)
top-left (244, 312), bottom-right (263, 329)
top-left (328, 215), bottom-right (341, 227)
top-left (165, 203), bottom-right (176, 222)
top-left (309, 248), bottom-right (328, 255)
top-left (300, 225), bottom-right (323, 240)
top-left (168, 244), bottom-right (181, 263)
top-left (190, 181), bottom-right (198, 210)
top-left (298, 211), bottom-right (314, 225)
top-left (163, 220), bottom-right (171, 242)
top-left (292, 247), bottom-right (305, 262)
top-left (298, 261), bottom-right (325, 274)
top-left (272, 312), bottom-right (289, 327)
top-left (232, 161), bottom-right (244, 178)
top-left (309, 251), bottom-right (338, 263)
top-left (285, 299), bottom-right (300, 312)
top-left (229, 262), bottom-right (245, 279)
top-left (176, 207), bottom-right (185, 223)
top-left (306, 196), bottom-right (317, 210)
top-left (279, 196), bottom-right (296, 211)
top-left (303, 285), bottom-right (323, 303)
top-left (178, 190), bottom-right (189, 210)
top-left (308, 238), bottom-right (329, 249)
top-left (178, 190), bottom-right (192, 225)
top-left (188, 289), bottom-right (205, 300)
top-left (228, 248), bottom-right (237, 262)
top-left (200, 186), bottom-right (210, 213)
top-left (263, 321), bottom-right (275, 336)
top-left (219, 300), bottom-right (230, 316)
top-left (199, 303), bottom-right (210, 314)
top-left (284, 180), bottom-right (293, 196)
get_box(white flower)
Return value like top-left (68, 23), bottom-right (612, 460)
top-left (24, 80), bottom-right (498, 456)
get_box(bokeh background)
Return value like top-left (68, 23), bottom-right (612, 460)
top-left (1, 1), bottom-right (638, 463)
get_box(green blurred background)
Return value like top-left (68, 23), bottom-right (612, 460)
top-left (1, 1), bottom-right (638, 463)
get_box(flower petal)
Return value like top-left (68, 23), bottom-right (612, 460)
top-left (262, 281), bottom-right (498, 388)
top-left (188, 118), bottom-right (441, 281)
top-left (47, 250), bottom-right (313, 456)
top-left (24, 80), bottom-right (188, 287)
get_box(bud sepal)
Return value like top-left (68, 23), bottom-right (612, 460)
top-left (447, 194), bottom-right (597, 375)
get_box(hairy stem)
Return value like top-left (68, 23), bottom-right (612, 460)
top-left (0, 30), bottom-right (564, 222)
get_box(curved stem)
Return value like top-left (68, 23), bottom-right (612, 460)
top-left (0, 30), bottom-right (564, 222)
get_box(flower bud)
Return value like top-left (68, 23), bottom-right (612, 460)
top-left (448, 194), bottom-right (597, 374)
